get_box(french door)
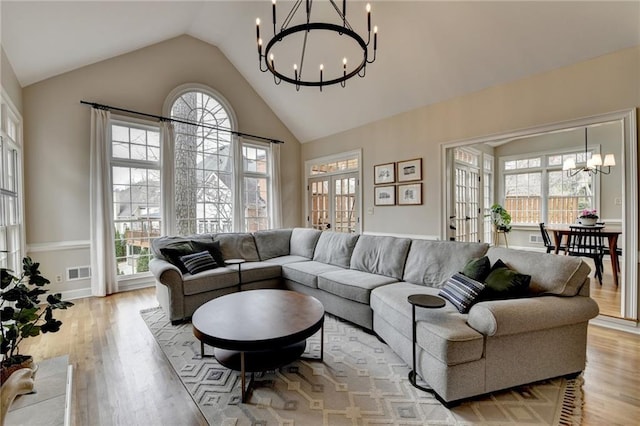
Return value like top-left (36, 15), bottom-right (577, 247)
top-left (454, 165), bottom-right (480, 242)
top-left (308, 172), bottom-right (359, 233)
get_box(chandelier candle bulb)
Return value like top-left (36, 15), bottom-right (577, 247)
top-left (272, 0), bottom-right (276, 33)
top-left (258, 38), bottom-right (262, 55)
top-left (256, 18), bottom-right (260, 42)
top-left (367, 3), bottom-right (371, 31)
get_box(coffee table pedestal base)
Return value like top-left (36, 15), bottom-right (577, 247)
top-left (215, 341), bottom-right (307, 402)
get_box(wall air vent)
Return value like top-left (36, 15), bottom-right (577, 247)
top-left (67, 266), bottom-right (91, 281)
top-left (529, 235), bottom-right (544, 244)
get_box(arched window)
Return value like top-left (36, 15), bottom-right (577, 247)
top-left (166, 85), bottom-right (276, 236)
top-left (170, 89), bottom-right (235, 235)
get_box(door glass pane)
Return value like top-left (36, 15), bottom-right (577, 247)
top-left (309, 179), bottom-right (329, 230)
top-left (333, 176), bottom-right (357, 233)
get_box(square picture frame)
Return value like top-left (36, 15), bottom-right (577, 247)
top-left (398, 183), bottom-right (422, 205)
top-left (397, 158), bottom-right (422, 182)
top-left (374, 185), bottom-right (396, 206)
top-left (374, 162), bottom-right (396, 185)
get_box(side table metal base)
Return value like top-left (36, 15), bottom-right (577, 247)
top-left (408, 370), bottom-right (434, 393)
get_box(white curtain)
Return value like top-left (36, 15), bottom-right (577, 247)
top-left (89, 109), bottom-right (118, 296)
top-left (160, 121), bottom-right (175, 236)
top-left (271, 142), bottom-right (283, 228)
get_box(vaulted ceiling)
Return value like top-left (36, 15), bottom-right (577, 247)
top-left (2, 1), bottom-right (639, 142)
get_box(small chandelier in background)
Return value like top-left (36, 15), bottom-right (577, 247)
top-left (256, 0), bottom-right (378, 91)
top-left (563, 128), bottom-right (616, 176)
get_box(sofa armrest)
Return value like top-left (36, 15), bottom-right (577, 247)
top-left (150, 258), bottom-right (183, 285)
top-left (467, 295), bottom-right (599, 337)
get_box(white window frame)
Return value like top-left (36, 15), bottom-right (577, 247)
top-left (239, 139), bottom-right (273, 231)
top-left (164, 84), bottom-right (275, 234)
top-left (109, 116), bottom-right (161, 279)
top-left (498, 147), bottom-right (601, 226)
top-left (0, 91), bottom-right (25, 272)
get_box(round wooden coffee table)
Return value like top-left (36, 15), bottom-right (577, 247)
top-left (192, 289), bottom-right (325, 402)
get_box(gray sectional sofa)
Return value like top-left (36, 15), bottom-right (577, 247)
top-left (149, 228), bottom-right (599, 404)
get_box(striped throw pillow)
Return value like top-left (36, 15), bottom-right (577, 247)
top-left (179, 251), bottom-right (218, 275)
top-left (439, 273), bottom-right (486, 313)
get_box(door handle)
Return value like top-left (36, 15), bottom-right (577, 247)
top-left (326, 223), bottom-right (331, 229)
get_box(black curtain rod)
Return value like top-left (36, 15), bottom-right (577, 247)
top-left (80, 100), bottom-right (284, 144)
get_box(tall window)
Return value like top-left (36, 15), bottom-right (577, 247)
top-left (502, 151), bottom-right (594, 225)
top-left (168, 88), bottom-right (274, 235)
top-left (242, 142), bottom-right (271, 232)
top-left (0, 98), bottom-right (23, 272)
top-left (111, 120), bottom-right (161, 276)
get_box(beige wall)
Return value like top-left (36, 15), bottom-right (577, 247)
top-left (23, 35), bottom-right (301, 296)
top-left (302, 46), bottom-right (639, 238)
top-left (1, 46), bottom-right (23, 113)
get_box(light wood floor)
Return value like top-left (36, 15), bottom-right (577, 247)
top-left (17, 287), bottom-right (640, 426)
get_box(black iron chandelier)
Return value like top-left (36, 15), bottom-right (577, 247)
top-left (256, 0), bottom-right (378, 91)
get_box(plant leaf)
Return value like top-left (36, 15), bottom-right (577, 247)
top-left (0, 306), bottom-right (15, 321)
top-left (1, 269), bottom-right (16, 289)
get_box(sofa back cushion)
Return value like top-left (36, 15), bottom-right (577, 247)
top-left (253, 229), bottom-right (292, 260)
top-left (150, 234), bottom-right (215, 260)
top-left (215, 233), bottom-right (260, 262)
top-left (350, 235), bottom-right (411, 279)
top-left (486, 247), bottom-right (590, 296)
top-left (290, 228), bottom-right (322, 258)
top-left (313, 232), bottom-right (359, 268)
top-left (403, 240), bottom-right (490, 288)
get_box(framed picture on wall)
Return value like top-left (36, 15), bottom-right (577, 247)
top-left (398, 183), bottom-right (422, 205)
top-left (374, 162), bottom-right (396, 185)
top-left (374, 186), bottom-right (396, 206)
top-left (397, 158), bottom-right (422, 182)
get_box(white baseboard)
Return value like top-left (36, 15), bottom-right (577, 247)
top-left (590, 316), bottom-right (640, 335)
top-left (60, 287), bottom-right (92, 301)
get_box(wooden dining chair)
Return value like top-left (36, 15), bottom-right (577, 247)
top-left (539, 223), bottom-right (566, 254)
top-left (567, 226), bottom-right (606, 285)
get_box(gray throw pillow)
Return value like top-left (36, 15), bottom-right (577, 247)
top-left (179, 251), bottom-right (218, 275)
top-left (439, 273), bottom-right (486, 313)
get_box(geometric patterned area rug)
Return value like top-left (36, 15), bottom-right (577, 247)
top-left (141, 307), bottom-right (583, 426)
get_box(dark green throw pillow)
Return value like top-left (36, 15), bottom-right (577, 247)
top-left (461, 256), bottom-right (491, 282)
top-left (482, 259), bottom-right (531, 300)
top-left (191, 240), bottom-right (226, 267)
top-left (160, 242), bottom-right (195, 274)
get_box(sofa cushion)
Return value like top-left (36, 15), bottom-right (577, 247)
top-left (253, 229), bottom-right (292, 260)
top-left (151, 234), bottom-right (214, 259)
top-left (182, 267), bottom-right (239, 295)
top-left (190, 240), bottom-right (226, 267)
top-left (486, 247), bottom-right (590, 296)
top-left (290, 228), bottom-right (321, 258)
top-left (461, 256), bottom-right (491, 281)
top-left (439, 273), bottom-right (485, 313)
top-left (371, 282), bottom-right (484, 365)
top-left (159, 242), bottom-right (194, 273)
top-left (282, 261), bottom-right (345, 288)
top-left (179, 251), bottom-right (218, 275)
top-left (215, 233), bottom-right (260, 262)
top-left (318, 269), bottom-right (398, 304)
top-left (313, 232), bottom-right (359, 268)
top-left (403, 240), bottom-right (490, 288)
top-left (235, 261), bottom-right (282, 283)
top-left (349, 235), bottom-right (411, 279)
top-left (482, 259), bottom-right (531, 300)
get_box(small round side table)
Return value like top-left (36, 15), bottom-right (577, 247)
top-left (407, 294), bottom-right (446, 392)
top-left (225, 258), bottom-right (246, 288)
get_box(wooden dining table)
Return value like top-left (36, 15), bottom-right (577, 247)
top-left (546, 225), bottom-right (622, 287)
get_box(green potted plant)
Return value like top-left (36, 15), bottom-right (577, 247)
top-left (1, 257), bottom-right (74, 383)
top-left (489, 203), bottom-right (512, 232)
